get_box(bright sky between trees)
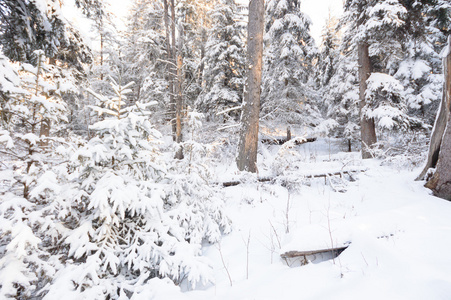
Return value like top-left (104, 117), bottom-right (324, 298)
top-left (301, 0), bottom-right (344, 44)
top-left (104, 0), bottom-right (344, 45)
top-left (63, 0), bottom-right (344, 47)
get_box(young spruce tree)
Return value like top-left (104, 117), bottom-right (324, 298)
top-left (261, 0), bottom-right (320, 127)
top-left (197, 0), bottom-right (245, 122)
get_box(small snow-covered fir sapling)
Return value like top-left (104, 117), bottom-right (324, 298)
top-left (364, 73), bottom-right (411, 131)
top-left (196, 0), bottom-right (245, 122)
top-left (0, 50), bottom-right (69, 199)
top-left (166, 111), bottom-right (231, 246)
top-left (261, 0), bottom-right (320, 126)
top-left (53, 80), bottom-right (229, 298)
top-left (0, 50), bottom-right (75, 299)
top-left (0, 165), bottom-right (70, 299)
top-left (323, 52), bottom-right (361, 150)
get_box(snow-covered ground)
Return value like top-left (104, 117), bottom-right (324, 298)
top-left (141, 138), bottom-right (451, 300)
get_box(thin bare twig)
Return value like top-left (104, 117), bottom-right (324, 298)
top-left (216, 242), bottom-right (232, 286)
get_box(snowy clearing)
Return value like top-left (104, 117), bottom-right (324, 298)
top-left (145, 139), bottom-right (451, 300)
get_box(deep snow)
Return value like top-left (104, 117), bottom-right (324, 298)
top-left (138, 138), bottom-right (451, 300)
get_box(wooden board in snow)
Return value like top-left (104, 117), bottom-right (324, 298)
top-left (280, 244), bottom-right (350, 259)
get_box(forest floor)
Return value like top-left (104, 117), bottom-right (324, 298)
top-left (145, 138), bottom-right (451, 299)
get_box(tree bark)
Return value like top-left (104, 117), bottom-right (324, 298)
top-left (170, 0), bottom-right (177, 141)
top-left (418, 36), bottom-right (451, 180)
top-left (174, 23), bottom-right (184, 159)
top-left (236, 0), bottom-right (265, 173)
top-left (39, 118), bottom-right (50, 146)
top-left (39, 54), bottom-right (51, 148)
top-left (426, 117), bottom-right (451, 200)
top-left (358, 42), bottom-right (377, 159)
top-left (100, 20), bottom-right (104, 81)
top-left (425, 36), bottom-right (451, 200)
top-left (163, 0), bottom-right (176, 141)
top-left (199, 28), bottom-right (207, 87)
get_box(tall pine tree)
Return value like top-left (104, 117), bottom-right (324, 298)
top-left (261, 0), bottom-right (320, 128)
top-left (196, 0), bottom-right (245, 122)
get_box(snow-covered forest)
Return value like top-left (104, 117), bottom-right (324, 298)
top-left (1, 0), bottom-right (451, 299)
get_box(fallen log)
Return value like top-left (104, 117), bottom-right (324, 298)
top-left (261, 137), bottom-right (317, 145)
top-left (221, 168), bottom-right (367, 187)
top-left (261, 126), bottom-right (317, 145)
top-left (222, 177), bottom-right (271, 187)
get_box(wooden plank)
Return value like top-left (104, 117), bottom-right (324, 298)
top-left (280, 245), bottom-right (349, 259)
top-left (281, 234), bottom-right (395, 260)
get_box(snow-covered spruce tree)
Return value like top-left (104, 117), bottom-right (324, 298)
top-left (0, 0), bottom-right (92, 136)
top-left (0, 52), bottom-right (22, 127)
top-left (0, 50), bottom-right (68, 198)
top-left (340, 0), bottom-right (410, 156)
top-left (87, 1), bottom-right (120, 102)
top-left (316, 14), bottom-right (340, 90)
top-left (315, 15), bottom-right (357, 148)
top-left (340, 1), bottom-right (450, 140)
top-left (42, 78), bottom-right (229, 298)
top-left (323, 50), bottom-right (360, 151)
top-left (0, 50), bottom-right (73, 299)
top-left (425, 0), bottom-right (451, 52)
top-left (364, 72), bottom-right (411, 131)
top-left (0, 0), bottom-right (64, 62)
top-left (261, 0), bottom-right (320, 127)
top-left (122, 0), bottom-right (167, 107)
top-left (392, 0), bottom-right (451, 125)
top-left (177, 0), bottom-right (213, 108)
top-left (166, 111), bottom-right (231, 245)
top-left (196, 0), bottom-right (246, 122)
top-left (0, 0), bottom-right (91, 69)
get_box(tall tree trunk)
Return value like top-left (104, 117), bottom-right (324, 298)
top-left (100, 20), bottom-right (104, 81)
top-left (39, 118), bottom-right (50, 145)
top-left (424, 36), bottom-right (451, 200)
top-left (163, 0), bottom-right (176, 141)
top-left (39, 54), bottom-right (51, 148)
top-left (236, 0), bottom-right (265, 173)
top-left (418, 36), bottom-right (451, 180)
top-left (358, 42), bottom-right (377, 159)
top-left (426, 116), bottom-right (451, 200)
top-left (199, 28), bottom-right (207, 87)
top-left (170, 0), bottom-right (177, 141)
top-left (175, 23), bottom-right (184, 159)
top-left (39, 58), bottom-right (51, 147)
